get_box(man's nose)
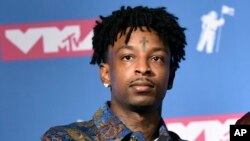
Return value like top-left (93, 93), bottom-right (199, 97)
top-left (135, 59), bottom-right (152, 75)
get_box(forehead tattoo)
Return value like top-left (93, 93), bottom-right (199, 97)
top-left (140, 37), bottom-right (149, 51)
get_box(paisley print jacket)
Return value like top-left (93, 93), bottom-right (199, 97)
top-left (42, 102), bottom-right (186, 141)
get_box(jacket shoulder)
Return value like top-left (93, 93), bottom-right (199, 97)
top-left (42, 120), bottom-right (97, 141)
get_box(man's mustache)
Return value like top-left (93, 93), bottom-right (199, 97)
top-left (128, 77), bottom-right (155, 87)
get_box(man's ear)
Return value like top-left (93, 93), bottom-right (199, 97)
top-left (99, 63), bottom-right (111, 86)
top-left (167, 67), bottom-right (176, 90)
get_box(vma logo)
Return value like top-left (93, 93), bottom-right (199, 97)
top-left (196, 5), bottom-right (235, 54)
top-left (165, 113), bottom-right (243, 141)
top-left (0, 19), bottom-right (95, 61)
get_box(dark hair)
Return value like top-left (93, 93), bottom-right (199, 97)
top-left (90, 6), bottom-right (186, 72)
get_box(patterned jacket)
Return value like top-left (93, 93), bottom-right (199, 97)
top-left (42, 102), bottom-right (186, 141)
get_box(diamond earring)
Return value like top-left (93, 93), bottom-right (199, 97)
top-left (103, 83), bottom-right (110, 88)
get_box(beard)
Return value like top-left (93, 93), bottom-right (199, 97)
top-left (128, 103), bottom-right (161, 115)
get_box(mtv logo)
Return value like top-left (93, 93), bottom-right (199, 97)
top-left (0, 20), bottom-right (95, 61)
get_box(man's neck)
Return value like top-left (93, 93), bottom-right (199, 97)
top-left (124, 112), bottom-right (161, 141)
top-left (111, 103), bottom-right (162, 141)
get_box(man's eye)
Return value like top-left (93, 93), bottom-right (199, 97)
top-left (121, 55), bottom-right (134, 61)
top-left (151, 56), bottom-right (164, 62)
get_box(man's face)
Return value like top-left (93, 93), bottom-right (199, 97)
top-left (100, 28), bottom-right (173, 112)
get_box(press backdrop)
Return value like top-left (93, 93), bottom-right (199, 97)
top-left (0, 1), bottom-right (249, 141)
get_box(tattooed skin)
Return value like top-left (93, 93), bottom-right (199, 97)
top-left (140, 37), bottom-right (149, 51)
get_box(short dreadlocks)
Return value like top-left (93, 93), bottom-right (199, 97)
top-left (90, 6), bottom-right (186, 72)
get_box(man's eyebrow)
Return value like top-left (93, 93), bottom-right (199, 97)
top-left (151, 47), bottom-right (170, 54)
top-left (115, 45), bottom-right (135, 53)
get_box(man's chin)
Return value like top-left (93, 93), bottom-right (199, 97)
top-left (128, 103), bottom-right (155, 114)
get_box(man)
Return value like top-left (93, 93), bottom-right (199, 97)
top-left (236, 112), bottom-right (250, 125)
top-left (42, 6), bottom-right (187, 141)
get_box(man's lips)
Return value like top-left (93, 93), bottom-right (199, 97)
top-left (129, 79), bottom-right (154, 92)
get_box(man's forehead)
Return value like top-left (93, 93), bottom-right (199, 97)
top-left (107, 27), bottom-right (169, 52)
top-left (115, 28), bottom-right (159, 44)
top-left (111, 43), bottom-right (170, 55)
